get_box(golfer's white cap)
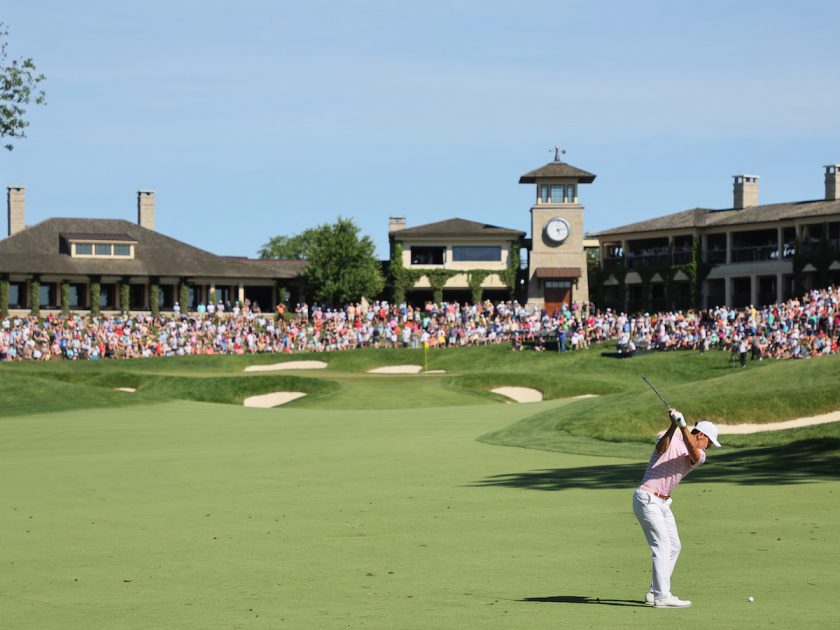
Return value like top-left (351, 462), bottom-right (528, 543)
top-left (693, 420), bottom-right (721, 447)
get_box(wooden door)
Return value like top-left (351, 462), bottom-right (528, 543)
top-left (544, 280), bottom-right (572, 315)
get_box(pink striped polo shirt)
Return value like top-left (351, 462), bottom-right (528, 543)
top-left (639, 431), bottom-right (705, 497)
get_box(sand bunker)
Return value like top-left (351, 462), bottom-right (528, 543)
top-left (244, 361), bottom-right (327, 372)
top-left (367, 365), bottom-right (423, 374)
top-left (243, 392), bottom-right (307, 408)
top-left (716, 409), bottom-right (840, 435)
top-left (491, 387), bottom-right (544, 403)
top-left (114, 387), bottom-right (136, 393)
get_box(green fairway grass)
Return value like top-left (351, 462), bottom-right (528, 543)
top-left (2, 399), bottom-right (838, 629)
top-left (2, 345), bottom-right (839, 628)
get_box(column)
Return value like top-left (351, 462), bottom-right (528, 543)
top-left (776, 272), bottom-right (784, 304)
top-left (750, 275), bottom-right (758, 306)
top-left (238, 283), bottom-right (245, 305)
top-left (724, 276), bottom-right (732, 307)
top-left (777, 227), bottom-right (784, 261)
top-left (725, 232), bottom-right (732, 264)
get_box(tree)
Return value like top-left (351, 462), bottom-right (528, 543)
top-left (1, 24), bottom-right (47, 151)
top-left (258, 229), bottom-right (317, 260)
top-left (301, 218), bottom-right (384, 306)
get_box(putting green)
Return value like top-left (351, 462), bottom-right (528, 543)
top-left (2, 398), bottom-right (837, 629)
top-left (286, 372), bottom-right (495, 409)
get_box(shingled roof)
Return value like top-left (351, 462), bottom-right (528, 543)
top-left (390, 217), bottom-right (525, 238)
top-left (0, 218), bottom-right (305, 278)
top-left (519, 161), bottom-right (596, 184)
top-left (594, 198), bottom-right (840, 237)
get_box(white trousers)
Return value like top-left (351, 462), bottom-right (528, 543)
top-left (632, 487), bottom-right (682, 599)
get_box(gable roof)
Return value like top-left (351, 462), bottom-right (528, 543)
top-left (0, 218), bottom-right (305, 279)
top-left (594, 198), bottom-right (840, 237)
top-left (519, 161), bottom-right (597, 184)
top-left (389, 217), bottom-right (525, 239)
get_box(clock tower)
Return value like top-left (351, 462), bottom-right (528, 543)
top-left (519, 149), bottom-right (596, 313)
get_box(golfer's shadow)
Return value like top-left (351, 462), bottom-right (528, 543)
top-left (521, 595), bottom-right (645, 607)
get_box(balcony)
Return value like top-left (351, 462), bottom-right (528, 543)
top-left (626, 253), bottom-right (669, 270)
top-left (801, 238), bottom-right (840, 254)
top-left (602, 256), bottom-right (624, 271)
top-left (730, 245), bottom-right (779, 263)
top-left (673, 251), bottom-right (693, 265)
top-left (705, 249), bottom-right (727, 264)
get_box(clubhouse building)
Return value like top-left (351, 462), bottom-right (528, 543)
top-left (1, 187), bottom-right (303, 313)
top-left (388, 150), bottom-right (597, 312)
top-left (593, 165), bottom-right (840, 311)
top-left (6, 158), bottom-right (839, 315)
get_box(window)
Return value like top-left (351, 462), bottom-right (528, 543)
top-left (71, 239), bottom-right (135, 258)
top-left (452, 246), bottom-right (502, 262)
top-left (545, 280), bottom-right (572, 289)
top-left (69, 284), bottom-right (82, 308)
top-left (539, 184), bottom-right (576, 203)
top-left (410, 246), bottom-right (445, 265)
top-left (99, 284), bottom-right (116, 308)
top-left (39, 284), bottom-right (52, 307)
top-left (9, 283), bottom-right (22, 307)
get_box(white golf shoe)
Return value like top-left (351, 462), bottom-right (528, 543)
top-left (644, 591), bottom-right (655, 606)
top-left (654, 595), bottom-right (692, 608)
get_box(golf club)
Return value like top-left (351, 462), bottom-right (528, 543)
top-left (641, 375), bottom-right (670, 409)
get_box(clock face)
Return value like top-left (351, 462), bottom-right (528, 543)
top-left (545, 217), bottom-right (571, 243)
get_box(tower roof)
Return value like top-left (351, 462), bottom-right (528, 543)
top-left (519, 161), bottom-right (596, 184)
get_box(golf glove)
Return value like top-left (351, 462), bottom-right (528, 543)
top-left (670, 410), bottom-right (686, 428)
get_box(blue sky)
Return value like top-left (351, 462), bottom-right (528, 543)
top-left (4, 1), bottom-right (839, 258)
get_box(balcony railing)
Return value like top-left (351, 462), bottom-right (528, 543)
top-left (673, 251), bottom-right (693, 264)
top-left (801, 238), bottom-right (840, 254)
top-left (602, 240), bottom-right (811, 270)
top-left (626, 253), bottom-right (669, 269)
top-left (730, 245), bottom-right (779, 262)
top-left (601, 256), bottom-right (623, 270)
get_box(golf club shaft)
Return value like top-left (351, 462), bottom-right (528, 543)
top-left (641, 376), bottom-right (670, 409)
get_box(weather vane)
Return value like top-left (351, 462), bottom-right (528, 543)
top-left (552, 145), bottom-right (566, 162)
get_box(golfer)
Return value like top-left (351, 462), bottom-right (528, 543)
top-left (633, 408), bottom-right (721, 608)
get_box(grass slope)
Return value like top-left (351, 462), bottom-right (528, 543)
top-left (0, 368), bottom-right (341, 415)
top-left (4, 345), bottom-right (840, 453)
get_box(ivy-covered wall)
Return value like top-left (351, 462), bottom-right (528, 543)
top-left (0, 276), bottom-right (10, 317)
top-left (590, 240), bottom-right (713, 313)
top-left (61, 281), bottom-right (71, 315)
top-left (389, 241), bottom-right (521, 304)
top-left (89, 278), bottom-right (101, 316)
top-left (29, 279), bottom-right (41, 316)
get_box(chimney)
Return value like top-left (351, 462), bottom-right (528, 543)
top-left (388, 216), bottom-right (406, 233)
top-left (7, 186), bottom-right (25, 236)
top-left (733, 174), bottom-right (759, 209)
top-left (137, 189), bottom-right (155, 230)
top-left (825, 164), bottom-right (840, 201)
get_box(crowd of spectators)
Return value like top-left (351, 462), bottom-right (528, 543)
top-left (1, 286), bottom-right (838, 362)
